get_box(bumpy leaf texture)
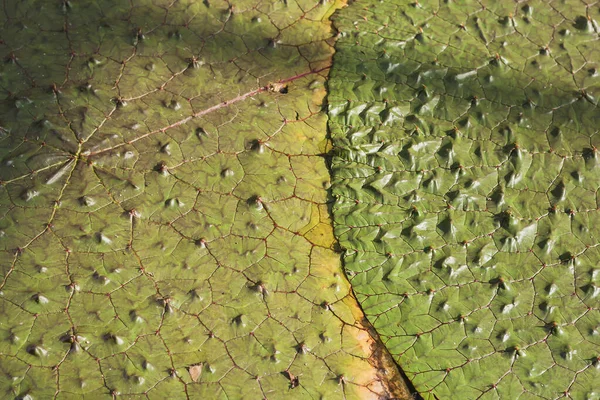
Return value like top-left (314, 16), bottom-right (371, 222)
top-left (0, 1), bottom-right (412, 399)
top-left (329, 0), bottom-right (600, 398)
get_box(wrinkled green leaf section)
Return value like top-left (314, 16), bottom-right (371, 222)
top-left (0, 1), bottom-right (407, 398)
top-left (329, 0), bottom-right (600, 398)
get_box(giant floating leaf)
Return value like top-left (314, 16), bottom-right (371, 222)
top-left (0, 1), bottom-right (413, 399)
top-left (329, 0), bottom-right (600, 398)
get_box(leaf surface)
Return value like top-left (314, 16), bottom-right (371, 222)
top-left (328, 0), bottom-right (600, 398)
top-left (0, 1), bottom-right (410, 398)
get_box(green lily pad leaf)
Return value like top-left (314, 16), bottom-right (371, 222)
top-left (329, 0), bottom-right (600, 398)
top-left (0, 0), bottom-right (413, 399)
